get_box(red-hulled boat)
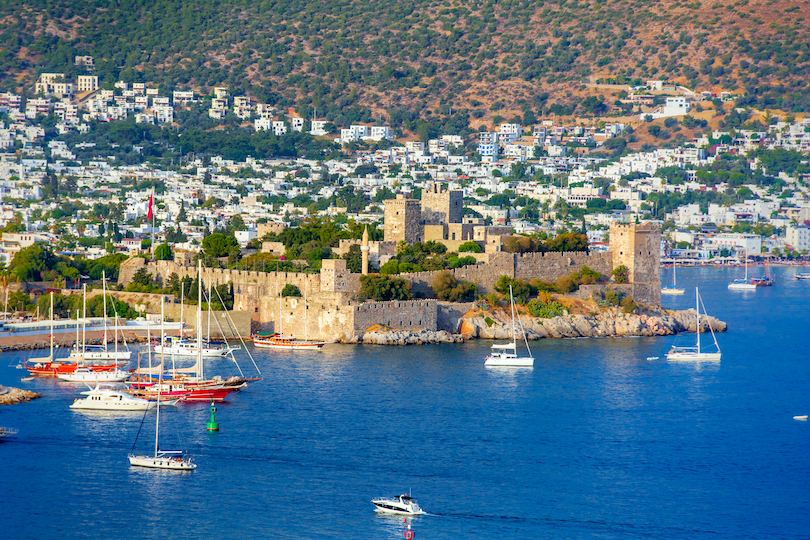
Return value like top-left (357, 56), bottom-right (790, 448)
top-left (129, 380), bottom-right (237, 402)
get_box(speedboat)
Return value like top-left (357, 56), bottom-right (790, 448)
top-left (70, 383), bottom-right (165, 411)
top-left (371, 494), bottom-right (425, 515)
top-left (796, 272), bottom-right (810, 280)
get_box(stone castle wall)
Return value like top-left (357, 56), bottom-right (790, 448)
top-left (400, 251), bottom-right (612, 297)
top-left (351, 299), bottom-right (438, 335)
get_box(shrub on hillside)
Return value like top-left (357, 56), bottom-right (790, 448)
top-left (458, 241), bottom-right (482, 253)
top-left (431, 271), bottom-right (477, 302)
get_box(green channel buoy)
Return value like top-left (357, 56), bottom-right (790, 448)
top-left (207, 400), bottom-right (220, 431)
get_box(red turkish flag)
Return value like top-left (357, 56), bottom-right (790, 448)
top-left (147, 189), bottom-right (154, 221)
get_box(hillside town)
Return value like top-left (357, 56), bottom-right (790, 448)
top-left (0, 67), bottom-right (808, 269)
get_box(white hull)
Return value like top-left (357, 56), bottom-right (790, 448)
top-left (371, 496), bottom-right (424, 515)
top-left (128, 454), bottom-right (196, 470)
top-left (667, 351), bottom-right (722, 362)
top-left (71, 396), bottom-right (156, 411)
top-left (253, 340), bottom-right (325, 350)
top-left (154, 343), bottom-right (232, 357)
top-left (661, 287), bottom-right (685, 295)
top-left (57, 369), bottom-right (130, 383)
top-left (485, 354), bottom-right (534, 367)
top-left (728, 283), bottom-right (756, 290)
top-left (68, 350), bottom-right (131, 362)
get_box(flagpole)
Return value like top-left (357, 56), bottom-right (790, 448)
top-left (150, 188), bottom-right (155, 261)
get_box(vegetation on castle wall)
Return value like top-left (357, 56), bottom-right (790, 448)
top-left (431, 271), bottom-right (477, 302)
top-left (503, 232), bottom-right (589, 254)
top-left (380, 242), bottom-right (477, 275)
top-left (359, 274), bottom-right (413, 302)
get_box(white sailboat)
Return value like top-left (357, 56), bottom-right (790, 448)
top-left (661, 260), bottom-right (685, 295)
top-left (129, 299), bottom-right (196, 470)
top-left (485, 285), bottom-right (534, 367)
top-left (728, 250), bottom-right (756, 290)
top-left (666, 287), bottom-right (721, 362)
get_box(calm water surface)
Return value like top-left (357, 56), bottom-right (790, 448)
top-left (2, 265), bottom-right (809, 539)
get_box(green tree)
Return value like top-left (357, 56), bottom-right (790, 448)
top-left (359, 274), bottom-right (413, 301)
top-left (203, 233), bottom-right (240, 259)
top-left (281, 284), bottom-right (302, 297)
top-left (154, 243), bottom-right (173, 261)
top-left (458, 241), bottom-right (482, 253)
top-left (612, 265), bottom-right (630, 284)
top-left (432, 271), bottom-right (477, 302)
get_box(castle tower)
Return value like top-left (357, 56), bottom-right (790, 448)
top-left (383, 194), bottom-right (421, 245)
top-left (361, 225), bottom-right (369, 275)
top-left (609, 221), bottom-right (662, 306)
top-left (421, 182), bottom-right (463, 224)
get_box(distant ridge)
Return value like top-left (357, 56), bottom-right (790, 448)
top-left (0, 0), bottom-right (808, 124)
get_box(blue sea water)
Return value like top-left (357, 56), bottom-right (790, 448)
top-left (1, 265), bottom-right (809, 539)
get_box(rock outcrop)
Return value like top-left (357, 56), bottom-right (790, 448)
top-left (0, 386), bottom-right (42, 405)
top-left (460, 306), bottom-right (726, 340)
top-left (336, 306), bottom-right (726, 346)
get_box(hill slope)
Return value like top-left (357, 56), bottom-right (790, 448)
top-left (1, 0), bottom-right (808, 127)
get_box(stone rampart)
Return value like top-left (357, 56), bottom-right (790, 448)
top-left (351, 299), bottom-right (438, 335)
top-left (399, 251), bottom-right (611, 297)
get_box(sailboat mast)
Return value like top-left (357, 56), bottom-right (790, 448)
top-left (197, 261), bottom-right (203, 380)
top-left (304, 288), bottom-right (308, 342)
top-left (156, 298), bottom-right (164, 458)
top-left (207, 279), bottom-right (212, 343)
top-left (102, 271), bottom-right (108, 353)
top-left (179, 282), bottom-right (184, 339)
top-left (82, 284), bottom-right (87, 355)
top-left (695, 287), bottom-right (701, 354)
top-left (49, 291), bottom-right (53, 359)
top-left (509, 285), bottom-right (517, 348)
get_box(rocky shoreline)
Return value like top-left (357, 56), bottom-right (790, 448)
top-left (0, 386), bottom-right (42, 405)
top-left (340, 306), bottom-right (727, 345)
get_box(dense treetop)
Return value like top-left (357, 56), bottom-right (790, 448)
top-left (1, 0), bottom-right (809, 124)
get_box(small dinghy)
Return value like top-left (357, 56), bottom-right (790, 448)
top-left (793, 415), bottom-right (808, 421)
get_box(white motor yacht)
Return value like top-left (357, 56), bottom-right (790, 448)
top-left (371, 494), bottom-right (425, 515)
top-left (70, 383), bottom-right (162, 411)
top-left (154, 336), bottom-right (234, 358)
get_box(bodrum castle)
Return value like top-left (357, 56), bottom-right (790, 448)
top-left (121, 185), bottom-right (661, 342)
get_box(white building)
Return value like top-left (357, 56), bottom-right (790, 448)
top-left (785, 224), bottom-right (810, 253)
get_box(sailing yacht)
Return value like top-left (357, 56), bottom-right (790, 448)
top-left (131, 262), bottom-right (242, 402)
top-left (661, 260), bottom-right (685, 295)
top-left (57, 290), bottom-right (130, 383)
top-left (751, 257), bottom-right (775, 286)
top-left (67, 273), bottom-right (132, 363)
top-left (128, 299), bottom-right (196, 470)
top-left (484, 285), bottom-right (534, 367)
top-left (666, 287), bottom-right (722, 362)
top-left (728, 251), bottom-right (757, 290)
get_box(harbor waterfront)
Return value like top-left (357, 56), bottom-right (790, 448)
top-left (1, 265), bottom-right (808, 539)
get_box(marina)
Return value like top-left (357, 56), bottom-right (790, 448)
top-left (1, 265), bottom-right (808, 539)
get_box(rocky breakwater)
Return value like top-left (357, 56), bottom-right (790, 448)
top-left (0, 385), bottom-right (42, 405)
top-left (459, 305), bottom-right (727, 340)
